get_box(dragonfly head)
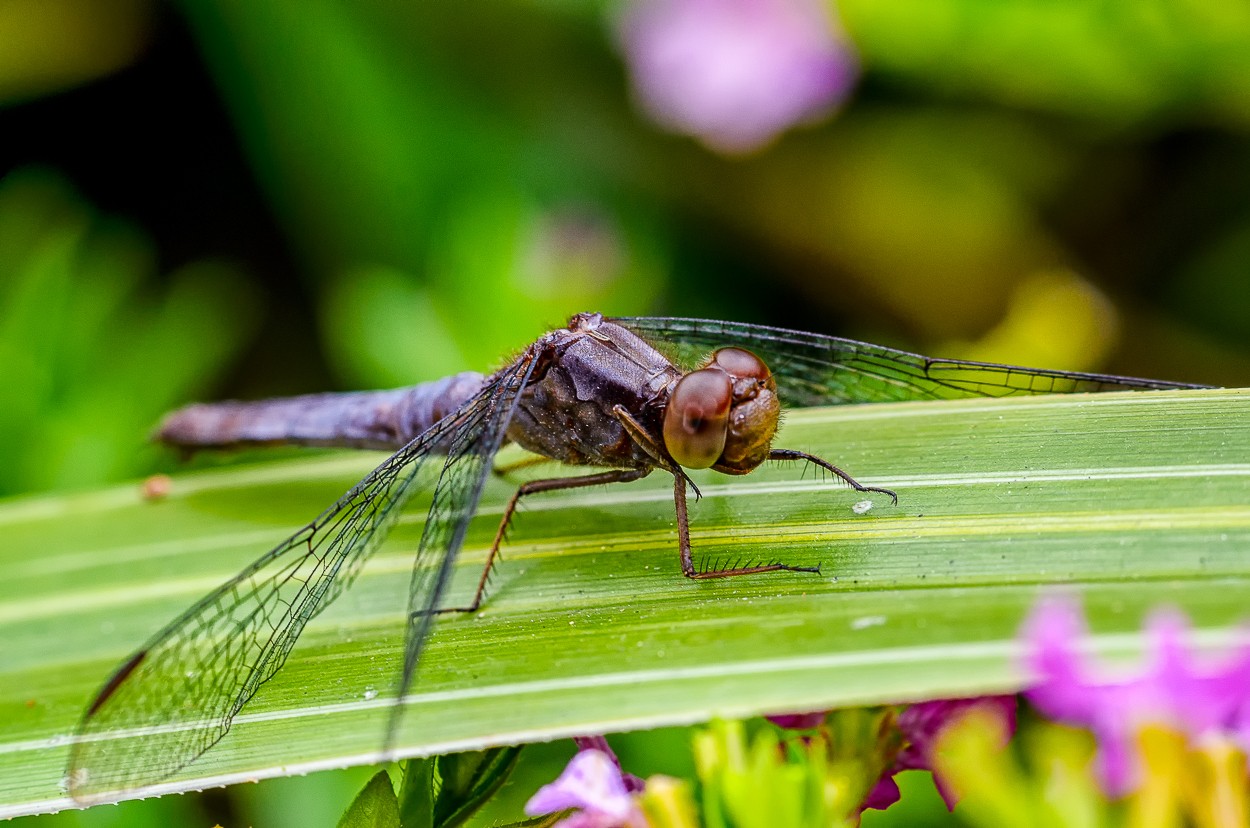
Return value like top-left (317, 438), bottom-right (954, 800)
top-left (662, 347), bottom-right (779, 474)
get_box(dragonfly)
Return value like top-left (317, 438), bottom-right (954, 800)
top-left (66, 312), bottom-right (1206, 800)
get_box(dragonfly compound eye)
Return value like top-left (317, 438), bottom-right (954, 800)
top-left (709, 347), bottom-right (770, 384)
top-left (663, 368), bottom-right (732, 469)
top-left (705, 346), bottom-right (780, 475)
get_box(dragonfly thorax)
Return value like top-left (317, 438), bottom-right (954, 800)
top-left (662, 347), bottom-right (780, 475)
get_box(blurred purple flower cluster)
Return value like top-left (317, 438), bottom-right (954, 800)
top-left (525, 596), bottom-right (1250, 824)
top-left (526, 748), bottom-right (648, 828)
top-left (616, 0), bottom-right (857, 154)
top-left (1023, 595), bottom-right (1250, 796)
top-left (863, 696), bottom-right (1017, 811)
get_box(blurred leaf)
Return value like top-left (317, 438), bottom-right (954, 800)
top-left (423, 190), bottom-right (665, 372)
top-left (1171, 217), bottom-right (1250, 341)
top-left (840, 0), bottom-right (1250, 126)
top-left (944, 269), bottom-right (1119, 372)
top-left (1, 389), bottom-right (1248, 818)
top-left (338, 770), bottom-right (401, 828)
top-left (178, 0), bottom-right (667, 386)
top-left (432, 748), bottom-right (523, 828)
top-left (0, 168), bottom-right (258, 495)
top-left (397, 748), bottom-right (523, 828)
top-left (399, 759), bottom-right (436, 828)
top-left (654, 109), bottom-right (1076, 340)
top-left (0, 0), bottom-right (152, 105)
top-left (639, 774), bottom-right (701, 828)
top-left (322, 192), bottom-right (666, 387)
top-left (322, 266), bottom-right (469, 387)
top-left (174, 0), bottom-right (583, 269)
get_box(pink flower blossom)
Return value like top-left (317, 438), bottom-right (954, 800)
top-left (616, 0), bottom-right (858, 154)
top-left (863, 696), bottom-right (1018, 812)
top-left (525, 749), bottom-right (648, 828)
top-left (574, 735), bottom-right (645, 793)
top-left (765, 711), bottom-right (827, 729)
top-left (1022, 595), bottom-right (1250, 796)
top-left (767, 699), bottom-right (1016, 812)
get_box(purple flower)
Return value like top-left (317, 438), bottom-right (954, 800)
top-left (525, 749), bottom-right (648, 828)
top-left (574, 735), bottom-right (645, 793)
top-left (863, 696), bottom-right (1018, 812)
top-left (766, 711), bottom-right (827, 730)
top-left (1022, 595), bottom-right (1250, 797)
top-left (616, 0), bottom-right (858, 154)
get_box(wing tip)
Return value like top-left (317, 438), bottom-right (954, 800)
top-left (84, 649), bottom-right (148, 719)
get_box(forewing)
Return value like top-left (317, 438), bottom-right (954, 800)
top-left (386, 350), bottom-right (540, 744)
top-left (615, 317), bottom-right (1208, 407)
top-left (66, 377), bottom-right (509, 801)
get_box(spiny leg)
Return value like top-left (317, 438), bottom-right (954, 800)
top-left (491, 454), bottom-right (551, 479)
top-left (673, 472), bottom-right (820, 579)
top-left (611, 403), bottom-right (818, 579)
top-left (611, 404), bottom-right (701, 499)
top-left (429, 467), bottom-right (652, 615)
top-left (770, 448), bottom-right (898, 504)
top-left (690, 450), bottom-right (893, 580)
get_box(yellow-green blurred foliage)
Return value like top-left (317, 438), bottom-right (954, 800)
top-left (0, 169), bottom-right (255, 494)
top-left (5, 2), bottom-right (1250, 824)
top-left (4, 0), bottom-right (1249, 497)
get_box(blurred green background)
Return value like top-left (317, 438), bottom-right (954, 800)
top-left (3, 0), bottom-right (1250, 824)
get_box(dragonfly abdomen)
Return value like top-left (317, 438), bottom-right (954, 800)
top-left (156, 371), bottom-right (487, 452)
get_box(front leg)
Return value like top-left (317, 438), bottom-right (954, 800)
top-left (429, 467), bottom-right (653, 616)
top-left (612, 405), bottom-right (820, 580)
top-left (491, 454), bottom-right (551, 479)
top-left (770, 448), bottom-right (898, 504)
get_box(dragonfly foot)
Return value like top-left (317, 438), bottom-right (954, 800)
top-left (769, 449), bottom-right (898, 505)
top-left (856, 485), bottom-right (898, 505)
top-left (688, 556), bottom-right (821, 579)
top-left (414, 603), bottom-right (481, 617)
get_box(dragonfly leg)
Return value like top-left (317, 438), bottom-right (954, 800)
top-left (610, 404), bottom-right (816, 578)
top-left (430, 467), bottom-right (653, 615)
top-left (769, 449), bottom-right (898, 504)
top-left (610, 404), bottom-right (701, 499)
top-left (672, 473), bottom-right (821, 579)
top-left (491, 454), bottom-right (551, 478)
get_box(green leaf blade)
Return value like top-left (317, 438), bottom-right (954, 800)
top-left (1, 388), bottom-right (1247, 816)
top-left (337, 770), bottom-right (401, 828)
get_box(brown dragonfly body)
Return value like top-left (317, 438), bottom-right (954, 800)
top-left (159, 313), bottom-right (878, 588)
top-left (69, 311), bottom-right (1205, 801)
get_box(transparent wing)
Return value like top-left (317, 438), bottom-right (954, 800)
top-left (67, 357), bottom-right (534, 801)
top-left (388, 349), bottom-right (539, 743)
top-left (615, 317), bottom-right (1208, 407)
